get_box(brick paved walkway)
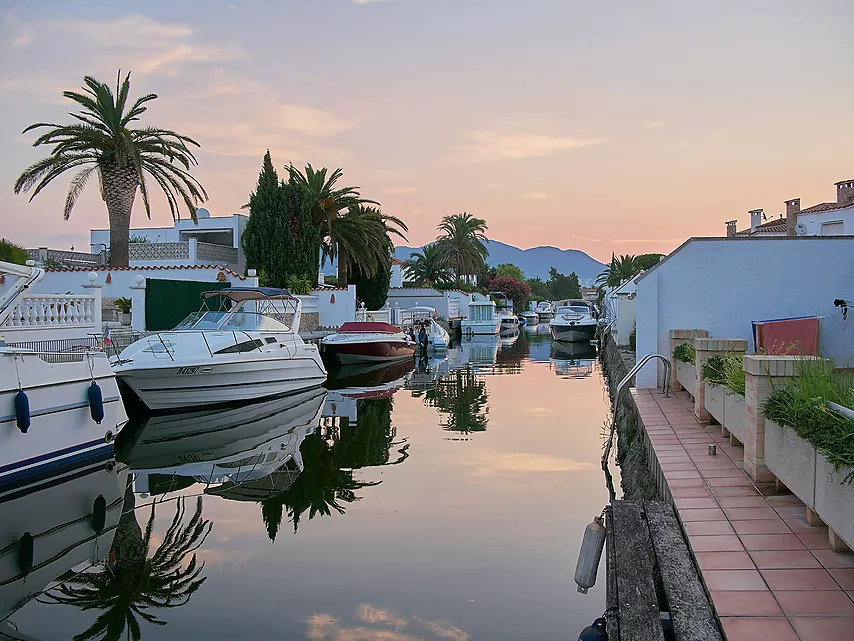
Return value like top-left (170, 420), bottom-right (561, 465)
top-left (631, 388), bottom-right (854, 641)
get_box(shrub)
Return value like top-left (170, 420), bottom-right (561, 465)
top-left (0, 238), bottom-right (29, 265)
top-left (114, 297), bottom-right (132, 313)
top-left (673, 342), bottom-right (695, 364)
top-left (285, 274), bottom-right (313, 295)
top-left (762, 359), bottom-right (854, 478)
top-left (703, 353), bottom-right (745, 396)
top-left (628, 323), bottom-right (636, 351)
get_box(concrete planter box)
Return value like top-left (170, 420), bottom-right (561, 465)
top-left (676, 361), bottom-right (696, 397)
top-left (764, 420), bottom-right (816, 509)
top-left (815, 455), bottom-right (854, 551)
top-left (764, 420), bottom-right (854, 550)
top-left (723, 392), bottom-right (746, 443)
top-left (705, 383), bottom-right (725, 425)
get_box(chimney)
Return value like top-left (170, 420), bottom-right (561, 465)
top-left (785, 198), bottom-right (800, 237)
top-left (836, 179), bottom-right (854, 206)
top-left (749, 209), bottom-right (763, 233)
top-left (725, 220), bottom-right (737, 237)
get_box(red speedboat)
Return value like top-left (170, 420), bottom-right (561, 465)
top-left (321, 322), bottom-right (415, 365)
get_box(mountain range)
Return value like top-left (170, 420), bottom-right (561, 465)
top-left (393, 240), bottom-right (606, 284)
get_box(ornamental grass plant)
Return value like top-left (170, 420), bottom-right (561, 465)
top-left (673, 342), bottom-right (695, 365)
top-left (703, 353), bottom-right (745, 396)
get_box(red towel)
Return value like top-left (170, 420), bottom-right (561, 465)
top-left (756, 318), bottom-right (820, 356)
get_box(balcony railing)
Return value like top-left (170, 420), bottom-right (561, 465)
top-left (1, 293), bottom-right (100, 331)
top-left (195, 241), bottom-right (238, 265)
top-left (129, 241), bottom-right (190, 261)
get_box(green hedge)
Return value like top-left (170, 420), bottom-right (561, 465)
top-left (673, 342), bottom-right (695, 365)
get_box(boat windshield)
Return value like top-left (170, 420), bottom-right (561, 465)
top-left (174, 310), bottom-right (291, 332)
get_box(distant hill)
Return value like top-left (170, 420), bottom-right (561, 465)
top-left (393, 239), bottom-right (605, 284)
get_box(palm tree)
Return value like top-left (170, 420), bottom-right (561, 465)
top-left (14, 72), bottom-right (207, 267)
top-left (404, 244), bottom-right (452, 286)
top-left (338, 205), bottom-right (408, 281)
top-left (287, 164), bottom-right (390, 284)
top-left (434, 213), bottom-right (489, 280)
top-left (596, 254), bottom-right (640, 288)
top-left (42, 483), bottom-right (212, 641)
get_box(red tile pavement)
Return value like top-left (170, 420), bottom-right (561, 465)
top-left (630, 388), bottom-right (854, 641)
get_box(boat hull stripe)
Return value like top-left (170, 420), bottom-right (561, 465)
top-left (0, 438), bottom-right (107, 474)
top-left (0, 443), bottom-right (115, 498)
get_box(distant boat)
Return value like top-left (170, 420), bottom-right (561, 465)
top-left (549, 300), bottom-right (598, 343)
top-left (490, 291), bottom-right (520, 334)
top-left (520, 310), bottom-right (539, 325)
top-left (399, 306), bottom-right (450, 351)
top-left (536, 301), bottom-right (554, 322)
top-left (461, 296), bottom-right (502, 336)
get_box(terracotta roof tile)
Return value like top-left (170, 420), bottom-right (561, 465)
top-left (799, 201), bottom-right (853, 214)
top-left (735, 219), bottom-right (787, 236)
top-left (391, 257), bottom-right (406, 266)
top-left (44, 264), bottom-right (246, 279)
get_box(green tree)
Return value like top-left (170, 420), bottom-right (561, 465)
top-left (547, 267), bottom-right (582, 300)
top-left (352, 259), bottom-right (391, 309)
top-left (526, 276), bottom-right (550, 301)
top-left (287, 165), bottom-right (407, 285)
top-left (635, 253), bottom-right (665, 271)
top-left (403, 244), bottom-right (452, 286)
top-left (242, 152), bottom-right (318, 287)
top-left (595, 254), bottom-right (641, 288)
top-left (43, 482), bottom-right (211, 641)
top-left (496, 263), bottom-right (524, 281)
top-left (0, 238), bottom-right (29, 265)
top-left (14, 72), bottom-right (207, 267)
top-left (435, 213), bottom-right (489, 280)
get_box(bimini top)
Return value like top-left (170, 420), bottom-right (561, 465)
top-left (201, 287), bottom-right (293, 302)
top-left (338, 322), bottom-right (401, 334)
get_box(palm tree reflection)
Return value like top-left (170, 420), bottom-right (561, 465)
top-left (42, 480), bottom-right (212, 641)
top-left (424, 367), bottom-right (489, 434)
top-left (261, 398), bottom-right (408, 540)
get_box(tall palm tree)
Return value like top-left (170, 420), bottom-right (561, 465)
top-left (595, 254), bottom-right (640, 288)
top-left (14, 72), bottom-right (207, 267)
top-left (434, 213), bottom-right (489, 280)
top-left (42, 483), bottom-right (212, 641)
top-left (404, 244), bottom-right (452, 286)
top-left (338, 205), bottom-right (408, 281)
top-left (287, 164), bottom-right (390, 284)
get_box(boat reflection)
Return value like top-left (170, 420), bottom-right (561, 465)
top-left (405, 353), bottom-right (451, 392)
top-left (453, 335), bottom-right (499, 371)
top-left (118, 388), bottom-right (327, 501)
top-left (549, 341), bottom-right (598, 378)
top-left (0, 461), bottom-right (127, 629)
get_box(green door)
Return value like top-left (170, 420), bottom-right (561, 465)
top-left (144, 278), bottom-right (231, 331)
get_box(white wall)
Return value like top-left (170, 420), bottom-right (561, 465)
top-left (390, 264), bottom-right (403, 288)
top-left (385, 289), bottom-right (470, 320)
top-left (799, 205), bottom-right (854, 236)
top-left (30, 266), bottom-right (253, 301)
top-left (313, 285), bottom-right (356, 327)
top-left (617, 294), bottom-right (636, 346)
top-left (635, 237), bottom-right (854, 388)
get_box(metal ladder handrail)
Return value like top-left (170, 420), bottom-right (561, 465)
top-left (601, 353), bottom-right (672, 500)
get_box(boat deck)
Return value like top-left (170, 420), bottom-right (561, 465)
top-left (631, 388), bottom-right (854, 641)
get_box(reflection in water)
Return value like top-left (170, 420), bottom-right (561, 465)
top-left (306, 603), bottom-right (470, 641)
top-left (42, 479), bottom-right (211, 641)
top-left (423, 368), bottom-right (489, 435)
top-left (261, 396), bottom-right (409, 539)
top-left (549, 341), bottom-right (598, 379)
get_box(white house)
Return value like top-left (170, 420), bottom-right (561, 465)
top-left (390, 257), bottom-right (405, 288)
top-left (90, 208), bottom-right (248, 271)
top-left (725, 179), bottom-right (854, 238)
top-left (634, 236), bottom-right (854, 389)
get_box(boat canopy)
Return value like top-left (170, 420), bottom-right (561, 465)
top-left (338, 322), bottom-right (401, 334)
top-left (201, 287), bottom-right (293, 302)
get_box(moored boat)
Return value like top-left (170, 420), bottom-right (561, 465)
top-left (520, 310), bottom-right (539, 325)
top-left (536, 301), bottom-right (554, 322)
top-left (491, 291), bottom-right (520, 333)
top-left (400, 306), bottom-right (450, 351)
top-left (111, 287), bottom-right (326, 411)
top-left (549, 299), bottom-right (598, 343)
top-left (321, 322), bottom-right (415, 365)
top-left (461, 296), bottom-right (502, 336)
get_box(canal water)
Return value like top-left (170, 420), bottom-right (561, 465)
top-left (8, 327), bottom-right (614, 640)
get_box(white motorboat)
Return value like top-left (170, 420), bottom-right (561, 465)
top-left (124, 388), bottom-right (326, 499)
top-left (322, 322), bottom-right (415, 365)
top-left (549, 299), bottom-right (599, 343)
top-left (400, 306), bottom-right (450, 351)
top-left (536, 301), bottom-right (554, 322)
top-left (520, 310), bottom-right (539, 325)
top-left (112, 287), bottom-right (326, 411)
top-left (0, 260), bottom-right (128, 494)
top-left (549, 340), bottom-right (597, 378)
top-left (460, 296), bottom-right (502, 336)
top-left (490, 292), bottom-right (520, 333)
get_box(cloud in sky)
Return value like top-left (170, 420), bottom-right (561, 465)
top-left (455, 130), bottom-right (604, 162)
top-left (521, 192), bottom-right (551, 200)
top-left (382, 186), bottom-right (421, 195)
top-left (644, 121), bottom-right (665, 129)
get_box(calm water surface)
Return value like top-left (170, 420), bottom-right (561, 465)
top-left (10, 328), bottom-right (614, 640)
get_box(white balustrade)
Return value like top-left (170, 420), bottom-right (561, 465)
top-left (1, 294), bottom-right (98, 330)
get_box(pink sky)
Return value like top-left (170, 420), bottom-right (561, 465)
top-left (1, 1), bottom-right (852, 263)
